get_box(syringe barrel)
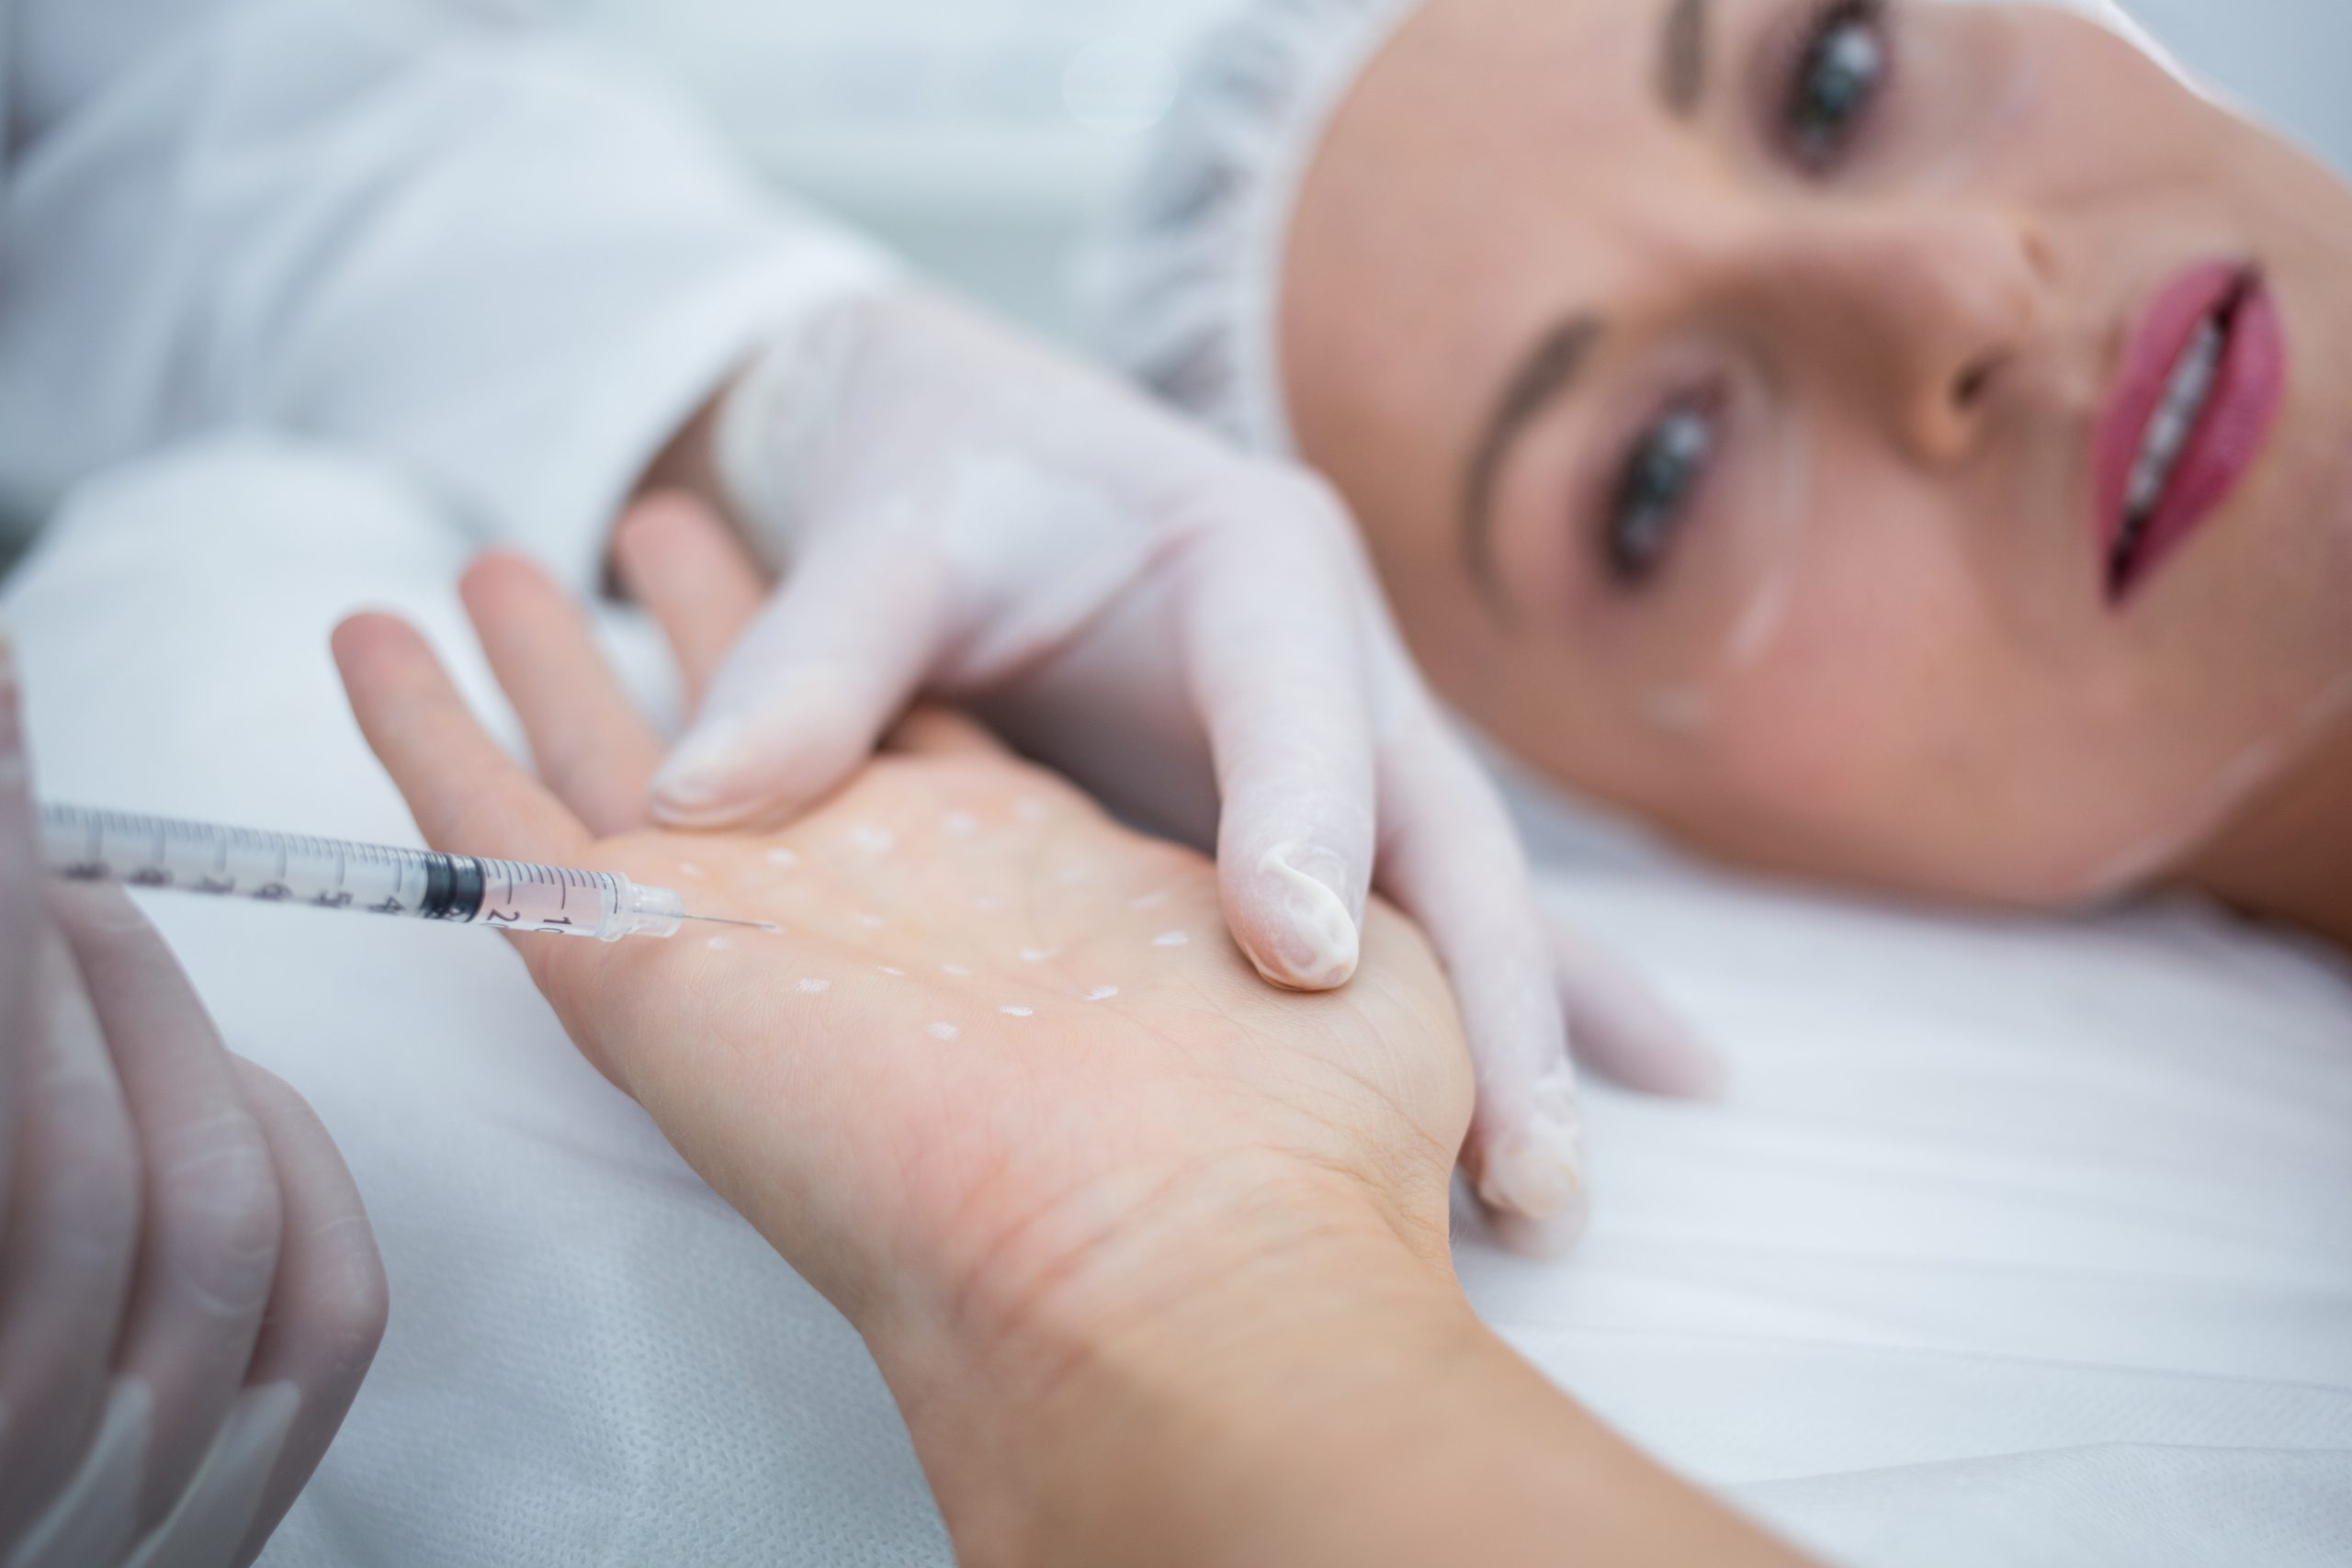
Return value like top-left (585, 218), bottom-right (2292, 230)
top-left (42, 804), bottom-right (444, 914)
top-left (38, 804), bottom-right (681, 942)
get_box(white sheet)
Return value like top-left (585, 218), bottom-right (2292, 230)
top-left (8, 435), bottom-right (2349, 1566)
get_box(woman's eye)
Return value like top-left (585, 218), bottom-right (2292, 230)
top-left (1786, 0), bottom-right (1889, 172)
top-left (1603, 401), bottom-right (1717, 588)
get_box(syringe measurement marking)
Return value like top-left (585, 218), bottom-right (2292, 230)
top-left (134, 821), bottom-right (168, 888)
top-left (40, 804), bottom-right (729, 942)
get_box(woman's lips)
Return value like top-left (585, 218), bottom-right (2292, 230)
top-left (2093, 260), bottom-right (2288, 604)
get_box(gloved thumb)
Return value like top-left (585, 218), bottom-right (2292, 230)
top-left (651, 538), bottom-right (947, 829)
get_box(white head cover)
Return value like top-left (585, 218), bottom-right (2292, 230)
top-left (1090, 0), bottom-right (2174, 457)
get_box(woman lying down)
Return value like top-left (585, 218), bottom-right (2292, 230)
top-left (1097, 0), bottom-right (2352, 940)
top-left (6, 0), bottom-right (2347, 1561)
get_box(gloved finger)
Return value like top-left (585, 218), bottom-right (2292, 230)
top-left (0, 931), bottom-right (141, 1553)
top-left (4, 1380), bottom-right (149, 1568)
top-left (121, 1379), bottom-right (296, 1568)
top-left (333, 615), bottom-right (591, 868)
top-left (882, 707), bottom-right (1012, 761)
top-left (1548, 919), bottom-right (1725, 1100)
top-left (1373, 704), bottom-right (1589, 1257)
top-left (611, 492), bottom-right (770, 712)
top-left (0, 625), bottom-right (35, 1222)
top-left (650, 535), bottom-right (948, 829)
top-left (224, 1058), bottom-right (386, 1568)
top-left (51, 885), bottom-right (279, 1537)
top-left (461, 553), bottom-right (663, 837)
top-left (1177, 485), bottom-right (1376, 991)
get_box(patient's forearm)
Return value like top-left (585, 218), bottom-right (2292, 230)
top-left (871, 1174), bottom-right (1813, 1568)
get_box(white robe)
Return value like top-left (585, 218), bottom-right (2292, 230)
top-left (0, 0), bottom-right (888, 581)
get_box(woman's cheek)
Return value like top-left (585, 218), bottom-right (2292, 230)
top-left (1688, 575), bottom-right (2001, 876)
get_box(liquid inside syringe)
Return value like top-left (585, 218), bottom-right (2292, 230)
top-left (40, 803), bottom-right (767, 942)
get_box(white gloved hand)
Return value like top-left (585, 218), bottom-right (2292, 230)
top-left (0, 632), bottom-right (388, 1568)
top-left (650, 288), bottom-right (1720, 1248)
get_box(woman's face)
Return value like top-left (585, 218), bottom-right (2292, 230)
top-left (1282, 0), bottom-right (2352, 905)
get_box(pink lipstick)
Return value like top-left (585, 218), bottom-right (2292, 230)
top-left (2094, 261), bottom-right (2287, 602)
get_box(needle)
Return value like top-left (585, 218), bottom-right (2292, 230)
top-left (679, 913), bottom-right (784, 933)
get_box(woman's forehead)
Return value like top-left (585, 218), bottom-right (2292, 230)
top-left (1366, 0), bottom-right (1661, 133)
top-left (1327, 0), bottom-right (1750, 263)
top-left (1294, 0), bottom-right (1715, 394)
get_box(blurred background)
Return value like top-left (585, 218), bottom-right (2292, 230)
top-left (550, 0), bottom-right (1233, 344)
top-left (0, 0), bottom-right (2341, 569)
top-left (541, 0), bottom-right (2348, 345)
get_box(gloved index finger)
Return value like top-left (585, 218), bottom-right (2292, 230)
top-left (227, 1056), bottom-right (386, 1568)
top-left (0, 624), bottom-right (34, 1217)
top-left (1177, 477), bottom-right (1378, 992)
top-left (0, 924), bottom-right (141, 1552)
top-left (52, 884), bottom-right (282, 1536)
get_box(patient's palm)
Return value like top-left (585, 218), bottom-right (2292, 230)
top-left (340, 511), bottom-right (1471, 1337)
top-left (537, 741), bottom-right (1469, 1324)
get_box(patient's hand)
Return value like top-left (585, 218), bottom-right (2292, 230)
top-left (332, 503), bottom-right (1823, 1568)
top-left (333, 499), bottom-right (1472, 1379)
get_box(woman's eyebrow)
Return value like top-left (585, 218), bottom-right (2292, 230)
top-left (1661, 0), bottom-right (1711, 118)
top-left (1456, 4), bottom-right (1699, 604)
top-left (1462, 313), bottom-right (1605, 604)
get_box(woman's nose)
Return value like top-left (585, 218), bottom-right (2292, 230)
top-left (1744, 206), bottom-right (2054, 465)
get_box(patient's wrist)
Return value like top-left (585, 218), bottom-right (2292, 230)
top-left (859, 1146), bottom-right (1809, 1568)
top-left (864, 1156), bottom-right (1465, 1562)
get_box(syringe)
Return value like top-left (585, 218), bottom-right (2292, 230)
top-left (40, 803), bottom-right (773, 942)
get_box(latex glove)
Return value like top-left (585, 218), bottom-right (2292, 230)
top-left (0, 632), bottom-right (387, 1568)
top-left (648, 291), bottom-right (1719, 1248)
